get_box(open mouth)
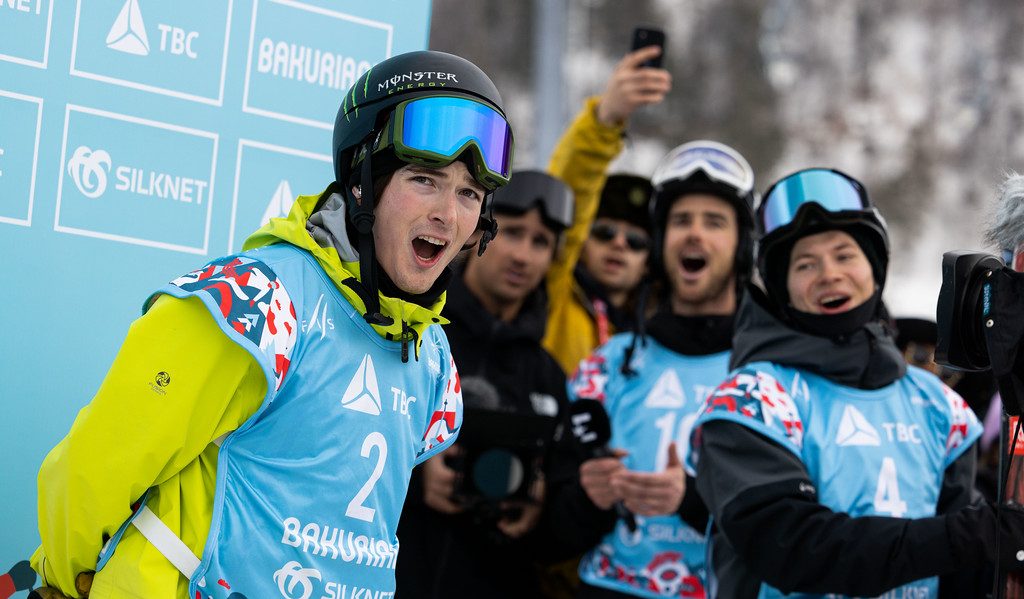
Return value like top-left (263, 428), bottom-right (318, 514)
top-left (681, 256), bottom-right (707, 273)
top-left (412, 235), bottom-right (447, 262)
top-left (819, 295), bottom-right (851, 311)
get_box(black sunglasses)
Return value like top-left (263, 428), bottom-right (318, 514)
top-left (590, 222), bottom-right (650, 252)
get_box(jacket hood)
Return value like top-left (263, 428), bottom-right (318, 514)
top-left (730, 285), bottom-right (905, 389)
top-left (242, 187), bottom-right (448, 353)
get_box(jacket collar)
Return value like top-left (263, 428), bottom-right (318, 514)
top-left (730, 286), bottom-right (906, 389)
top-left (242, 187), bottom-right (449, 354)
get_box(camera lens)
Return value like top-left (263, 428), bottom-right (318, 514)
top-left (471, 448), bottom-right (524, 500)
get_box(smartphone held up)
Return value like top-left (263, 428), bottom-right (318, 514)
top-left (631, 27), bottom-right (666, 68)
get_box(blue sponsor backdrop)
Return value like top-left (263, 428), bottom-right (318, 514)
top-left (0, 0), bottom-right (430, 592)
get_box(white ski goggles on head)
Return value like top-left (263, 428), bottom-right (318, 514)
top-left (651, 140), bottom-right (755, 197)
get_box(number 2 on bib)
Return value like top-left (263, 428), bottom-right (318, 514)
top-left (346, 432), bottom-right (388, 522)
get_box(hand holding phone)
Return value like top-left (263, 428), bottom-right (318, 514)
top-left (631, 27), bottom-right (666, 68)
top-left (595, 29), bottom-right (672, 126)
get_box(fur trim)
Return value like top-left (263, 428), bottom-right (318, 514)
top-left (987, 172), bottom-right (1024, 251)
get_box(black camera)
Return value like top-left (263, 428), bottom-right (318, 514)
top-left (936, 250), bottom-right (1024, 414)
top-left (449, 377), bottom-right (558, 508)
top-left (935, 251), bottom-right (1005, 371)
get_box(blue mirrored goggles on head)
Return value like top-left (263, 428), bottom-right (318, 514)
top-left (759, 168), bottom-right (870, 236)
top-left (378, 96), bottom-right (514, 191)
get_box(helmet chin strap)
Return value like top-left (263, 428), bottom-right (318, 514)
top-left (344, 148), bottom-right (393, 327)
top-left (477, 198), bottom-right (498, 256)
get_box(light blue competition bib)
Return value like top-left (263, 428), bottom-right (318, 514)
top-left (694, 361), bottom-right (982, 599)
top-left (570, 333), bottom-right (730, 598)
top-left (100, 243), bottom-right (462, 599)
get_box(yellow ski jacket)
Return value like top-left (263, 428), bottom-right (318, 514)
top-left (543, 97), bottom-right (626, 376)
top-left (31, 190), bottom-right (448, 598)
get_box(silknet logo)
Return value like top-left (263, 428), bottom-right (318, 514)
top-left (273, 561), bottom-right (321, 599)
top-left (106, 0), bottom-right (150, 56)
top-left (67, 146), bottom-right (111, 198)
top-left (64, 144), bottom-right (209, 204)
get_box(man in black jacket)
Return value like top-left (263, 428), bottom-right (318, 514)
top-left (691, 167), bottom-right (1024, 598)
top-left (395, 171), bottom-right (575, 599)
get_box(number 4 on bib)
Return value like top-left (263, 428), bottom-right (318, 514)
top-left (873, 457), bottom-right (908, 517)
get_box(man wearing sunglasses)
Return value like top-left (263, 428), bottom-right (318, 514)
top-left (550, 141), bottom-right (759, 599)
top-left (396, 170), bottom-right (575, 598)
top-left (544, 45), bottom-right (671, 377)
top-left (30, 51), bottom-right (513, 599)
top-left (690, 168), bottom-right (1024, 598)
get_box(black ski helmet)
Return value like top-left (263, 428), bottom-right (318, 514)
top-left (649, 140), bottom-right (757, 290)
top-left (330, 50), bottom-right (513, 326)
top-left (756, 167), bottom-right (890, 308)
top-left (333, 49), bottom-right (510, 198)
top-left (490, 170), bottom-right (574, 234)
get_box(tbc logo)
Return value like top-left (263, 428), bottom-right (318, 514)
top-left (341, 354), bottom-right (382, 415)
top-left (261, 180), bottom-right (295, 227)
top-left (67, 146), bottom-right (112, 198)
top-left (835, 404), bottom-right (882, 447)
top-left (106, 0), bottom-right (150, 56)
top-left (643, 369), bottom-right (686, 409)
top-left (272, 561), bottom-right (321, 599)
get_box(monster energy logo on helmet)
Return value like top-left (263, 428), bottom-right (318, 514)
top-left (377, 71), bottom-right (460, 93)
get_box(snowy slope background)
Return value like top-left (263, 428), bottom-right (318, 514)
top-left (429, 0), bottom-right (1024, 318)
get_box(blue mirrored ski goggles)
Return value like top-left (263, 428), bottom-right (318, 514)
top-left (759, 168), bottom-right (869, 236)
top-left (379, 96), bottom-right (514, 190)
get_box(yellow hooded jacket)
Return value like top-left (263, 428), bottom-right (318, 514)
top-left (31, 190), bottom-right (448, 598)
top-left (543, 97), bottom-right (627, 376)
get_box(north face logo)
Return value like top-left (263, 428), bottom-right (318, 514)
top-left (835, 405), bottom-right (881, 447)
top-left (341, 355), bottom-right (382, 415)
top-left (644, 370), bottom-right (685, 409)
top-left (106, 0), bottom-right (150, 56)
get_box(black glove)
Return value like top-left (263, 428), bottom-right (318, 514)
top-left (948, 501), bottom-right (1024, 572)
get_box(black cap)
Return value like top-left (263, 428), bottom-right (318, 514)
top-left (596, 174), bottom-right (653, 232)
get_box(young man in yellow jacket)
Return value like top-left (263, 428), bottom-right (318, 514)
top-left (30, 50), bottom-right (513, 599)
top-left (544, 45), bottom-right (671, 376)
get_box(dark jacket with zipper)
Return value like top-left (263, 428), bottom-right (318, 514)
top-left (395, 266), bottom-right (569, 599)
top-left (693, 287), bottom-right (985, 598)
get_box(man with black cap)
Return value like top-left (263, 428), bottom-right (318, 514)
top-left (690, 167), bottom-right (1024, 597)
top-left (544, 45), bottom-right (671, 376)
top-left (396, 170), bottom-right (576, 598)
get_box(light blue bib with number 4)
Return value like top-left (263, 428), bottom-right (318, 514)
top-left (695, 361), bottom-right (981, 599)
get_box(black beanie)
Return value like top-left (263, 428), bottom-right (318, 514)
top-left (596, 174), bottom-right (653, 232)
